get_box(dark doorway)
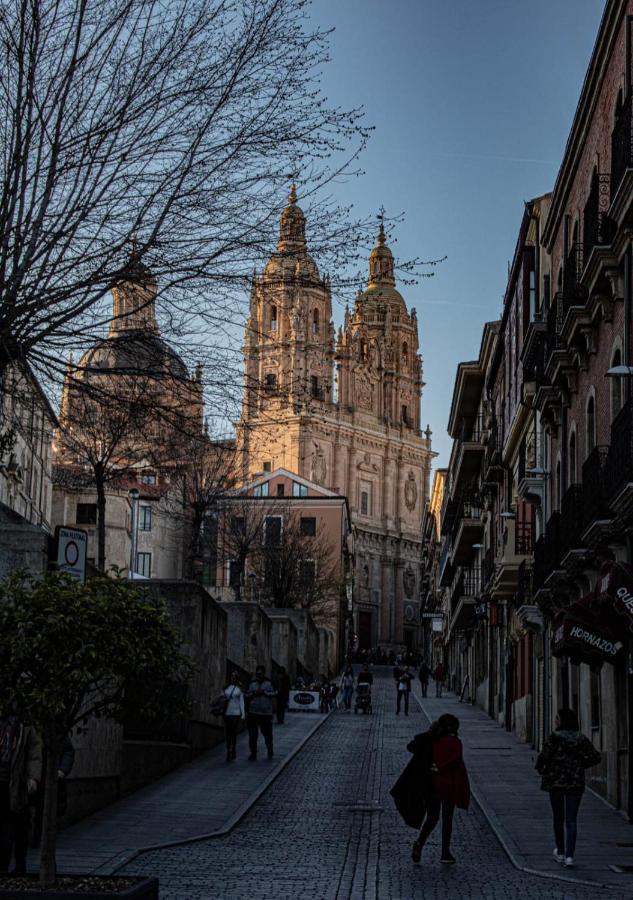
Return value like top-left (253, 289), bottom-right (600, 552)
top-left (358, 611), bottom-right (372, 649)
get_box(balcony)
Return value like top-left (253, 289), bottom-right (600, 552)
top-left (563, 243), bottom-right (585, 312)
top-left (451, 413), bottom-right (486, 492)
top-left (559, 483), bottom-right (585, 560)
top-left (532, 535), bottom-right (547, 594)
top-left (492, 517), bottom-right (534, 598)
top-left (581, 445), bottom-right (612, 540)
top-left (449, 565), bottom-right (481, 632)
top-left (583, 172), bottom-right (614, 268)
top-left (450, 494), bottom-right (484, 565)
top-left (605, 399), bottom-right (633, 515)
top-left (482, 418), bottom-right (504, 486)
top-left (521, 313), bottom-right (548, 385)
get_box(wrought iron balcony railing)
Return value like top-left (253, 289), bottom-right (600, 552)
top-left (515, 518), bottom-right (534, 556)
top-left (581, 445), bottom-right (611, 528)
top-left (605, 398), bottom-right (633, 501)
top-left (560, 483), bottom-right (584, 557)
top-left (583, 172), bottom-right (614, 263)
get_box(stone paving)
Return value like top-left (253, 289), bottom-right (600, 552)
top-left (118, 667), bottom-right (633, 899)
top-left (41, 710), bottom-right (325, 875)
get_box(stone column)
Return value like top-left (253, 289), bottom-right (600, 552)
top-left (334, 439), bottom-right (349, 496)
top-left (383, 455), bottom-right (396, 530)
top-left (380, 554), bottom-right (391, 644)
top-left (394, 559), bottom-right (405, 644)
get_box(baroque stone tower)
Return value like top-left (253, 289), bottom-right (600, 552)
top-left (238, 190), bottom-right (435, 650)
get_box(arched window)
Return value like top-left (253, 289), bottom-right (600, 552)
top-left (270, 304), bottom-right (277, 332)
top-left (568, 429), bottom-right (577, 485)
top-left (402, 341), bottom-right (408, 368)
top-left (556, 458), bottom-right (562, 510)
top-left (611, 347), bottom-right (623, 420)
top-left (312, 308), bottom-right (319, 335)
top-left (586, 394), bottom-right (596, 455)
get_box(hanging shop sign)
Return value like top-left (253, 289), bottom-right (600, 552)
top-left (595, 562), bottom-right (633, 631)
top-left (288, 690), bottom-right (321, 712)
top-left (552, 610), bottom-right (624, 666)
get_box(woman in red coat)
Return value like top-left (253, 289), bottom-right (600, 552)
top-left (412, 713), bottom-right (470, 865)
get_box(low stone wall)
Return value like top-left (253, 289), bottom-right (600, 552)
top-left (221, 601), bottom-right (272, 677)
top-left (269, 613), bottom-right (298, 681)
top-left (0, 501), bottom-right (50, 578)
top-left (268, 608), bottom-right (320, 678)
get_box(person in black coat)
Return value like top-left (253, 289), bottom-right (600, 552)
top-left (390, 730), bottom-right (435, 829)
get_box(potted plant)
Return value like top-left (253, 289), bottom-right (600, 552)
top-left (0, 570), bottom-right (193, 897)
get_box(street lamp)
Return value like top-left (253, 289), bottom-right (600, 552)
top-left (128, 488), bottom-right (140, 579)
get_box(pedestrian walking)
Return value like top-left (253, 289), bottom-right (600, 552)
top-left (396, 666), bottom-right (413, 716)
top-left (410, 713), bottom-right (470, 865)
top-left (341, 666), bottom-right (354, 711)
top-left (276, 666), bottom-right (291, 725)
top-left (419, 662), bottom-right (431, 698)
top-left (245, 667), bottom-right (277, 761)
top-left (223, 672), bottom-right (245, 762)
top-left (0, 714), bottom-right (41, 875)
top-left (535, 708), bottom-right (601, 868)
top-left (433, 662), bottom-right (445, 697)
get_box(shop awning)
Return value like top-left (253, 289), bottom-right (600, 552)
top-left (552, 595), bottom-right (624, 667)
top-left (595, 561), bottom-right (633, 630)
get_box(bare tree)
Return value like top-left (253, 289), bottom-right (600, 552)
top-left (54, 366), bottom-right (154, 570)
top-left (0, 0), bottom-right (371, 392)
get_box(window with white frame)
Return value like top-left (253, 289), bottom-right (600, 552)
top-left (136, 552), bottom-right (151, 577)
top-left (139, 505), bottom-right (152, 532)
top-left (270, 304), bottom-right (278, 331)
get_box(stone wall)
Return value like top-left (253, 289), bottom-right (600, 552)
top-left (268, 613), bottom-right (298, 681)
top-left (269, 608), bottom-right (319, 678)
top-left (222, 601), bottom-right (272, 677)
top-left (0, 501), bottom-right (50, 578)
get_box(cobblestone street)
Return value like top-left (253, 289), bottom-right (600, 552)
top-left (121, 668), bottom-right (633, 900)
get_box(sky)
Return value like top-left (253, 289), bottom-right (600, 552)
top-left (306, 0), bottom-right (605, 467)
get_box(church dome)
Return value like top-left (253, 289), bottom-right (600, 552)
top-left (78, 331), bottom-right (189, 381)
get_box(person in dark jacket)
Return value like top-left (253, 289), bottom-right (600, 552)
top-left (418, 663), bottom-right (431, 698)
top-left (412, 713), bottom-right (469, 865)
top-left (395, 666), bottom-right (413, 716)
top-left (276, 667), bottom-right (291, 725)
top-left (390, 730), bottom-right (435, 830)
top-left (245, 667), bottom-right (277, 760)
top-left (536, 708), bottom-right (601, 868)
top-left (357, 665), bottom-right (373, 687)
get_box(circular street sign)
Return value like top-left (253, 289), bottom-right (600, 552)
top-left (64, 541), bottom-right (79, 567)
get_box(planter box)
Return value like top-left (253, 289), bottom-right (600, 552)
top-left (0, 875), bottom-right (158, 899)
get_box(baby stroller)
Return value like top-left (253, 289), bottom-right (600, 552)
top-left (354, 682), bottom-right (373, 715)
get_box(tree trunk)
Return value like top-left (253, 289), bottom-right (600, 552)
top-left (39, 740), bottom-right (60, 890)
top-left (96, 472), bottom-right (107, 571)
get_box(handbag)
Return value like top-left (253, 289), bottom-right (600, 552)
top-left (211, 685), bottom-right (235, 717)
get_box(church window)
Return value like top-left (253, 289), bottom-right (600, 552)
top-left (264, 373), bottom-right (277, 392)
top-left (311, 375), bottom-right (322, 399)
top-left (402, 342), bottom-right (408, 367)
top-left (360, 340), bottom-right (368, 361)
top-left (401, 405), bottom-right (409, 426)
top-left (312, 308), bottom-right (319, 335)
top-left (270, 305), bottom-right (278, 331)
top-left (360, 491), bottom-right (369, 515)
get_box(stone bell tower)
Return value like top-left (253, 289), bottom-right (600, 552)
top-left (238, 185), bottom-right (335, 479)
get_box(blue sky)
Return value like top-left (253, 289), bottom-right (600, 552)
top-left (308, 0), bottom-right (605, 467)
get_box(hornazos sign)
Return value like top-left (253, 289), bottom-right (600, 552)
top-left (552, 598), bottom-right (624, 666)
top-left (596, 562), bottom-right (633, 631)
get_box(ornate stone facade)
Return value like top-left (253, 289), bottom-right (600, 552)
top-left (237, 189), bottom-right (434, 649)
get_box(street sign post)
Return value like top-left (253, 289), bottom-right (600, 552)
top-left (55, 526), bottom-right (88, 583)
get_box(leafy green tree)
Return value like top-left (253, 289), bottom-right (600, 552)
top-left (0, 570), bottom-right (193, 889)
